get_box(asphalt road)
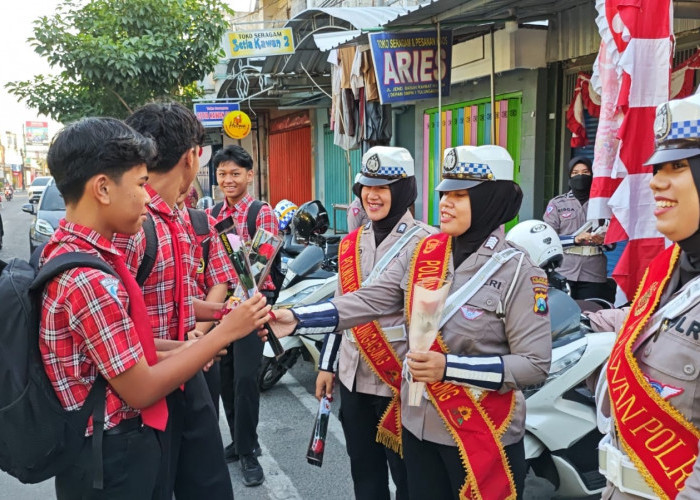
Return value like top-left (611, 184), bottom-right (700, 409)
top-left (0, 192), bottom-right (578, 499)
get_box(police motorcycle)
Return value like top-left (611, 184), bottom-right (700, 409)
top-left (258, 200), bottom-right (339, 391)
top-left (506, 220), bottom-right (615, 498)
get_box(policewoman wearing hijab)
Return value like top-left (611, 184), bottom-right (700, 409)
top-left (316, 146), bottom-right (434, 500)
top-left (270, 145), bottom-right (552, 500)
top-left (544, 156), bottom-right (612, 302)
top-left (596, 93), bottom-right (700, 500)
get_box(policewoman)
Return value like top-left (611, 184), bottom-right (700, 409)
top-left (597, 93), bottom-right (700, 499)
top-left (317, 146), bottom-right (434, 500)
top-left (271, 145), bottom-right (552, 499)
top-left (544, 156), bottom-right (612, 302)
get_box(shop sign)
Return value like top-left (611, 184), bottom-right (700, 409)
top-left (226, 28), bottom-right (295, 59)
top-left (223, 111), bottom-right (252, 139)
top-left (369, 30), bottom-right (452, 105)
top-left (194, 103), bottom-right (240, 128)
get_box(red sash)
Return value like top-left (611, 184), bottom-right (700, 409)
top-left (607, 244), bottom-right (700, 499)
top-left (338, 228), bottom-right (404, 455)
top-left (406, 234), bottom-right (517, 500)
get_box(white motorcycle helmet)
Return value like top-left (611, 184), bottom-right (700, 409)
top-left (506, 220), bottom-right (563, 270)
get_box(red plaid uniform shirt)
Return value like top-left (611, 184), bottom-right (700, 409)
top-left (40, 221), bottom-right (143, 435)
top-left (180, 208), bottom-right (236, 298)
top-left (207, 193), bottom-right (279, 291)
top-left (113, 185), bottom-right (198, 340)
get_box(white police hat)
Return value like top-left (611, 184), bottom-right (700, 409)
top-left (645, 93), bottom-right (700, 165)
top-left (358, 146), bottom-right (415, 186)
top-left (436, 145), bottom-right (515, 191)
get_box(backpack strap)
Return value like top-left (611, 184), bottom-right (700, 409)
top-left (187, 207), bottom-right (211, 268)
top-left (211, 201), bottom-right (224, 220)
top-left (136, 213), bottom-right (158, 288)
top-left (30, 252), bottom-right (115, 490)
top-left (31, 253), bottom-right (116, 291)
top-left (247, 200), bottom-right (264, 239)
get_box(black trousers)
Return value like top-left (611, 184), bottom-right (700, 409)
top-left (154, 371), bottom-right (233, 500)
top-left (55, 422), bottom-right (160, 500)
top-left (220, 329), bottom-right (264, 455)
top-left (203, 362), bottom-right (221, 419)
top-left (402, 428), bottom-right (527, 500)
top-left (339, 382), bottom-right (409, 500)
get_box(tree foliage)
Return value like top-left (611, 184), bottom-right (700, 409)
top-left (6, 0), bottom-right (234, 123)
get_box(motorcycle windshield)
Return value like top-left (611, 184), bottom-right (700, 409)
top-left (549, 288), bottom-right (582, 341)
top-left (288, 245), bottom-right (324, 277)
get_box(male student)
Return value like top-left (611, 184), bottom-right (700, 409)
top-left (113, 102), bottom-right (234, 499)
top-left (177, 189), bottom-right (235, 411)
top-left (40, 117), bottom-right (270, 499)
top-left (208, 145), bottom-right (278, 487)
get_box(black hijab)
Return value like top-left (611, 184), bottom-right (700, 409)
top-left (353, 177), bottom-right (417, 246)
top-left (568, 156), bottom-right (593, 204)
top-left (678, 156), bottom-right (700, 286)
top-left (449, 181), bottom-right (523, 268)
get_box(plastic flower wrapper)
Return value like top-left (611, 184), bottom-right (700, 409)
top-left (214, 216), bottom-right (257, 297)
top-left (249, 228), bottom-right (283, 288)
top-left (407, 277), bottom-right (451, 406)
top-left (214, 216), bottom-right (285, 358)
top-left (306, 396), bottom-right (331, 467)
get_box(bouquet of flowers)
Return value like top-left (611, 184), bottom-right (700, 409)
top-left (214, 216), bottom-right (285, 357)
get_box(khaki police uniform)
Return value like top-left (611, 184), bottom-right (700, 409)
top-left (544, 192), bottom-right (607, 284)
top-left (332, 227), bottom-right (552, 447)
top-left (599, 266), bottom-right (700, 500)
top-left (347, 197), bottom-right (370, 233)
top-left (336, 212), bottom-right (435, 396)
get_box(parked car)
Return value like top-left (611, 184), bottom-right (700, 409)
top-left (22, 178), bottom-right (65, 254)
top-left (27, 176), bottom-right (53, 203)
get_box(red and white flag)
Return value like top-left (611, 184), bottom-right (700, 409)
top-left (589, 0), bottom-right (673, 300)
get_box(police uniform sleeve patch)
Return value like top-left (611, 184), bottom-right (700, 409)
top-left (484, 235), bottom-right (499, 250)
top-left (533, 286), bottom-right (548, 315)
top-left (100, 277), bottom-right (121, 301)
top-left (352, 207), bottom-right (360, 216)
top-left (546, 204), bottom-right (554, 214)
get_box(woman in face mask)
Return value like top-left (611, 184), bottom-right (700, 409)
top-left (595, 93), bottom-right (700, 500)
top-left (270, 145), bottom-right (552, 499)
top-left (543, 156), bottom-right (613, 302)
top-left (315, 146), bottom-right (435, 500)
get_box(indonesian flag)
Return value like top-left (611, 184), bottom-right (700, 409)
top-left (589, 0), bottom-right (673, 300)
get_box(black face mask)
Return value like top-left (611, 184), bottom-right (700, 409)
top-left (569, 174), bottom-right (593, 204)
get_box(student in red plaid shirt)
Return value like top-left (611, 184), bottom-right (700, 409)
top-left (208, 145), bottom-right (279, 487)
top-left (177, 191), bottom-right (236, 413)
top-left (114, 102), bottom-right (240, 500)
top-left (40, 117), bottom-right (270, 499)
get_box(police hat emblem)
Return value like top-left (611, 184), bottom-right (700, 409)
top-left (365, 154), bottom-right (380, 173)
top-left (654, 103), bottom-right (671, 141)
top-left (444, 148), bottom-right (457, 171)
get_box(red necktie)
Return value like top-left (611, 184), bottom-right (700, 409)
top-left (107, 253), bottom-right (168, 431)
top-left (163, 216), bottom-right (186, 342)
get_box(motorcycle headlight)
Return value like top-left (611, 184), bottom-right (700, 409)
top-left (276, 283), bottom-right (323, 306)
top-left (547, 344), bottom-right (586, 382)
top-left (35, 218), bottom-right (55, 237)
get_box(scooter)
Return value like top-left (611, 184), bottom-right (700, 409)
top-left (506, 220), bottom-right (615, 497)
top-left (3, 187), bottom-right (12, 202)
top-left (258, 242), bottom-right (338, 391)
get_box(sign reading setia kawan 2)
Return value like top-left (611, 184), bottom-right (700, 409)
top-left (226, 28), bottom-right (295, 59)
top-left (369, 30), bottom-right (452, 105)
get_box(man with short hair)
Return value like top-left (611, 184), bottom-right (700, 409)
top-left (208, 144), bottom-right (278, 487)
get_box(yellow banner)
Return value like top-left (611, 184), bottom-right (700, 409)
top-left (226, 29), bottom-right (295, 59)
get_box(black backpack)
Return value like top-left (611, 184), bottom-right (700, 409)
top-left (135, 209), bottom-right (212, 288)
top-left (0, 251), bottom-right (116, 485)
top-left (211, 201), bottom-right (285, 303)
